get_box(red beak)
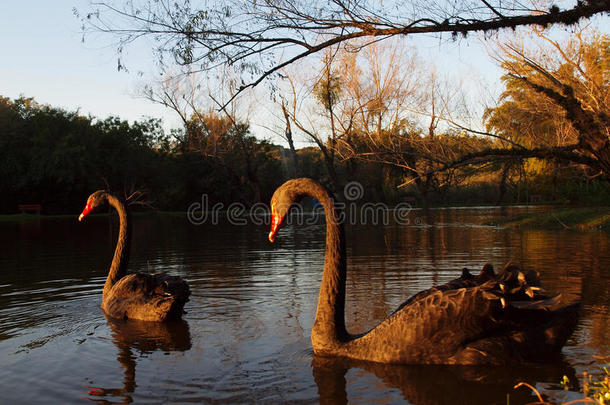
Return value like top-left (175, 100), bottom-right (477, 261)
top-left (269, 213), bottom-right (284, 243)
top-left (78, 201), bottom-right (93, 222)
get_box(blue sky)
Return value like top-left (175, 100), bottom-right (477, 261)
top-left (0, 1), bottom-right (499, 138)
top-left (1, 2), bottom-right (607, 143)
top-left (0, 1), bottom-right (183, 130)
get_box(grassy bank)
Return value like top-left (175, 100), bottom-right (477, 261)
top-left (492, 206), bottom-right (610, 231)
top-left (0, 213), bottom-right (65, 222)
top-left (0, 211), bottom-right (180, 223)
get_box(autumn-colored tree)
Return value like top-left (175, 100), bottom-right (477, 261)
top-left (279, 46), bottom-right (348, 192)
top-left (139, 68), bottom-right (277, 203)
top-left (184, 110), bottom-right (277, 204)
top-left (322, 40), bottom-right (490, 206)
top-left (479, 28), bottom-right (609, 176)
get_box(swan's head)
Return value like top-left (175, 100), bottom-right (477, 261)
top-left (78, 190), bottom-right (108, 221)
top-left (268, 178), bottom-right (331, 243)
top-left (269, 178), bottom-right (313, 242)
top-left (268, 195), bottom-right (293, 243)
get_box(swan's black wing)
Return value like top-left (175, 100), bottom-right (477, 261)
top-left (391, 264), bottom-right (497, 316)
top-left (392, 263), bottom-right (549, 316)
top-left (104, 273), bottom-right (190, 321)
top-left (113, 273), bottom-right (190, 302)
top-left (356, 274), bottom-right (578, 365)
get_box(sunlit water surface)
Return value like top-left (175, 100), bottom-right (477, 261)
top-left (1, 207), bottom-right (609, 404)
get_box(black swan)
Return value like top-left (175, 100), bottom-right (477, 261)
top-left (268, 178), bottom-right (579, 365)
top-left (79, 191), bottom-right (190, 321)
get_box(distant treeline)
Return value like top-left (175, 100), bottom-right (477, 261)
top-left (0, 96), bottom-right (276, 214)
top-left (1, 96), bottom-right (609, 215)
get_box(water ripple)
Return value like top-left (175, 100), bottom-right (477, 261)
top-left (0, 209), bottom-right (608, 404)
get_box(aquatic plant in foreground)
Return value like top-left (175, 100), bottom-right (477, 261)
top-left (512, 359), bottom-right (610, 404)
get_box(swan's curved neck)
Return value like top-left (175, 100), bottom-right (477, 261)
top-left (305, 182), bottom-right (348, 350)
top-left (103, 194), bottom-right (131, 299)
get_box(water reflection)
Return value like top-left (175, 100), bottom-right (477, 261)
top-left (1, 208), bottom-right (609, 404)
top-left (87, 317), bottom-right (191, 404)
top-left (313, 356), bottom-right (578, 405)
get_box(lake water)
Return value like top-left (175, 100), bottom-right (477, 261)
top-left (1, 207), bottom-right (609, 404)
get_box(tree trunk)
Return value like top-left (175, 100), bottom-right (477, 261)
top-left (496, 163), bottom-right (511, 206)
top-left (281, 100), bottom-right (299, 177)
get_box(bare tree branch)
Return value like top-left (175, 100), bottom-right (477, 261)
top-left (397, 144), bottom-right (601, 187)
top-left (82, 0), bottom-right (610, 104)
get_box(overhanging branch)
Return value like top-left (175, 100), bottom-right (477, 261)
top-left (396, 144), bottom-right (600, 187)
top-left (85, 0), bottom-right (610, 106)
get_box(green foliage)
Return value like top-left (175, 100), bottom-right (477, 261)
top-left (0, 96), bottom-right (283, 213)
top-left (313, 69), bottom-right (343, 112)
top-left (182, 110), bottom-right (281, 204)
top-left (3, 92), bottom-right (610, 215)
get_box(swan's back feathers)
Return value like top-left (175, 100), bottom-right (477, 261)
top-left (348, 284), bottom-right (493, 363)
top-left (391, 263), bottom-right (497, 315)
top-left (354, 264), bottom-right (579, 365)
top-left (102, 273), bottom-right (191, 322)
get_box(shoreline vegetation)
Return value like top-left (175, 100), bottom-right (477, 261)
top-left (4, 95), bottom-right (610, 217)
top-left (489, 206), bottom-right (610, 231)
top-left (4, 205), bottom-right (610, 231)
